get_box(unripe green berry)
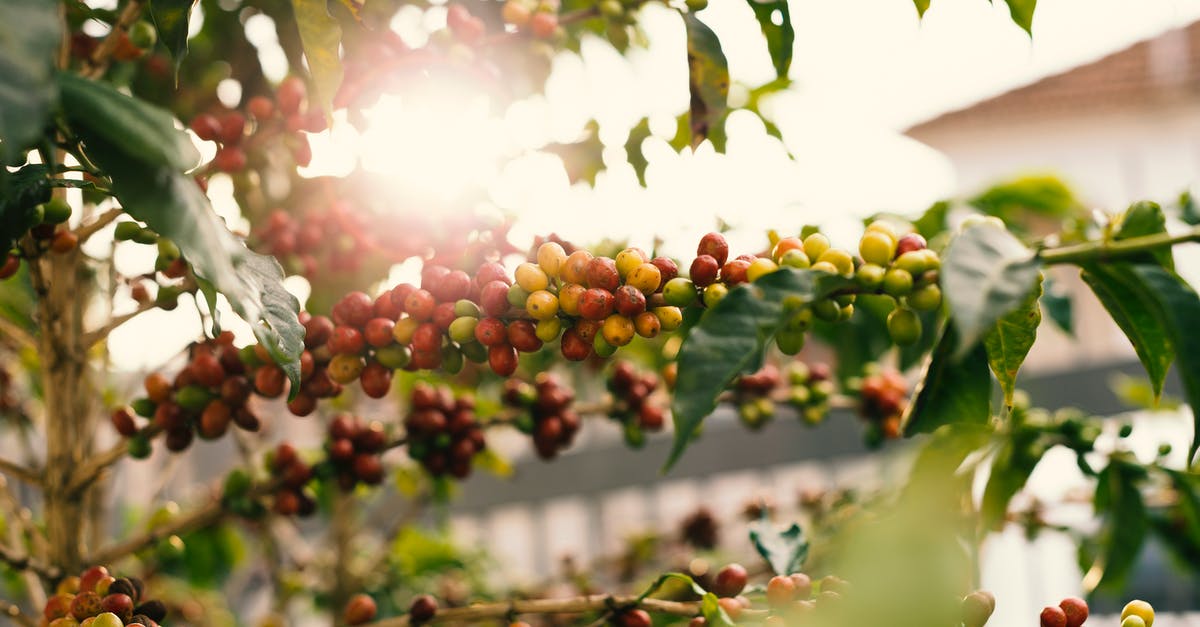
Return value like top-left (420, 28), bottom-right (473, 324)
top-left (907, 284), bottom-right (942, 311)
top-left (375, 344), bottom-right (411, 369)
top-left (784, 307), bottom-right (813, 332)
top-left (442, 345), bottom-right (464, 374)
top-left (114, 221), bottom-right (142, 241)
top-left (894, 251), bottom-right (928, 275)
top-left (507, 284), bottom-right (530, 308)
top-left (593, 334), bottom-right (617, 357)
top-left (663, 277), bottom-right (696, 307)
top-left (789, 386), bottom-right (811, 405)
top-left (779, 248), bottom-right (810, 269)
top-left (811, 380), bottom-right (834, 401)
top-left (837, 303), bottom-right (855, 321)
top-left (702, 283), bottom-right (728, 308)
top-left (454, 299), bottom-right (481, 317)
top-left (448, 317), bottom-right (478, 344)
top-left (813, 299), bottom-right (840, 322)
top-left (600, 0), bottom-right (623, 17)
top-left (624, 419), bottom-right (645, 447)
top-left (856, 263), bottom-right (885, 289)
top-left (130, 397), bottom-right (156, 417)
top-left (882, 268), bottom-right (913, 296)
top-left (775, 328), bottom-right (805, 355)
top-left (887, 307), bottom-right (921, 345)
top-left (459, 340), bottom-right (488, 363)
top-left (127, 434), bottom-right (152, 459)
top-left (132, 227), bottom-right (159, 245)
top-left (157, 238), bottom-right (181, 261)
top-left (802, 233), bottom-right (830, 262)
top-left (41, 198), bottom-right (72, 224)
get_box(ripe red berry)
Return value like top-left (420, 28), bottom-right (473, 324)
top-left (1059, 597), bottom-right (1087, 627)
top-left (437, 270), bottom-right (472, 302)
top-left (529, 11), bottom-right (558, 37)
top-left (343, 594), bottom-right (377, 626)
top-left (254, 365), bottom-right (287, 398)
top-left (411, 322), bottom-right (443, 353)
top-left (304, 315), bottom-right (334, 347)
top-left (721, 259), bottom-right (751, 285)
top-left (578, 288), bottom-right (614, 321)
top-left (432, 302), bottom-right (458, 330)
top-left (650, 256), bottom-right (678, 288)
top-left (213, 146), bottom-right (247, 172)
top-left (480, 280), bottom-right (512, 316)
top-left (488, 344), bottom-right (518, 376)
top-left (617, 609), bottom-right (652, 627)
top-left (360, 361), bottom-right (392, 398)
top-left (585, 256), bottom-right (620, 291)
top-left (1040, 606), bottom-right (1067, 627)
top-left (247, 96), bottom-right (274, 120)
top-left (507, 319), bottom-right (542, 353)
top-left (353, 453), bottom-right (385, 484)
top-left (474, 317), bottom-right (508, 347)
top-left (614, 285), bottom-right (647, 316)
top-left (329, 326), bottom-right (366, 355)
top-left (409, 594), bottom-right (438, 623)
top-left (697, 232), bottom-right (730, 265)
top-left (190, 114), bottom-right (221, 141)
top-left (895, 233), bottom-right (927, 257)
top-left (560, 329), bottom-right (591, 361)
top-left (690, 255), bottom-right (720, 287)
top-left (217, 111), bottom-right (246, 144)
top-left (712, 563), bottom-right (748, 597)
top-left (475, 262), bottom-right (511, 287)
top-left (0, 255), bottom-right (19, 279)
top-left (199, 400), bottom-right (232, 438)
top-left (404, 289), bottom-right (437, 321)
top-left (277, 77), bottom-right (307, 116)
top-left (364, 318), bottom-right (395, 347)
top-left (111, 407), bottom-right (138, 437)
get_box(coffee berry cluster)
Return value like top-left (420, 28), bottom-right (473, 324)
top-left (114, 333), bottom-right (262, 456)
top-left (267, 442), bottom-right (317, 517)
top-left (503, 373), bottom-right (580, 459)
top-left (323, 414), bottom-right (388, 489)
top-left (42, 565), bottom-right (166, 627)
top-left (1, 196), bottom-right (77, 274)
top-left (733, 364), bottom-right (783, 430)
top-left (851, 365), bottom-right (910, 445)
top-left (783, 361), bottom-right (835, 426)
top-left (607, 360), bottom-right (666, 447)
top-left (190, 75), bottom-right (321, 175)
top-left (405, 383), bottom-right (487, 478)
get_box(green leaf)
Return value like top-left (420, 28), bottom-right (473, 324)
top-left (624, 116), bottom-right (690, 186)
top-left (81, 134), bottom-right (304, 396)
top-left (1002, 0), bottom-right (1036, 35)
top-left (0, 164), bottom-right (52, 251)
top-left (1041, 275), bottom-right (1073, 335)
top-left (668, 269), bottom-right (855, 469)
top-left (542, 121), bottom-right (603, 185)
top-left (984, 274), bottom-right (1042, 407)
top-left (980, 428), bottom-right (1040, 530)
top-left (1115, 201), bottom-right (1173, 270)
top-left (0, 0), bottom-right (59, 165)
top-left (683, 14), bottom-right (729, 149)
top-left (1088, 458), bottom-right (1146, 593)
top-left (291, 0), bottom-right (344, 117)
top-left (1079, 263), bottom-right (1172, 403)
top-left (748, 520), bottom-right (808, 576)
top-left (150, 0), bottom-right (197, 77)
top-left (1150, 469), bottom-right (1200, 567)
top-left (941, 223), bottom-right (1041, 357)
top-left (745, 0), bottom-right (793, 79)
top-left (1128, 264), bottom-right (1200, 463)
top-left (642, 572), bottom-right (708, 598)
top-left (58, 73), bottom-right (200, 171)
top-left (969, 175), bottom-right (1078, 231)
top-left (1180, 190), bottom-right (1199, 226)
top-left (901, 323), bottom-right (992, 436)
top-left (913, 0), bottom-right (930, 17)
top-left (701, 593), bottom-right (736, 627)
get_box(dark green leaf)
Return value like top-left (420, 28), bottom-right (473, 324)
top-left (0, 164), bottom-right (52, 251)
top-left (1041, 275), bottom-right (1073, 335)
top-left (542, 121), bottom-right (602, 185)
top-left (1002, 0), bottom-right (1036, 35)
top-left (1079, 263), bottom-right (1172, 403)
top-left (668, 269), bottom-right (855, 469)
top-left (942, 223), bottom-right (1041, 357)
top-left (642, 572), bottom-right (708, 598)
top-left (1128, 264), bottom-right (1200, 463)
top-left (1180, 190), bottom-right (1199, 226)
top-left (901, 324), bottom-right (992, 436)
top-left (701, 593), bottom-right (736, 627)
top-left (1150, 469), bottom-right (1200, 567)
top-left (81, 135), bottom-right (303, 396)
top-left (980, 428), bottom-right (1041, 530)
top-left (150, 0), bottom-right (197, 77)
top-left (748, 520), bottom-right (808, 576)
top-left (913, 0), bottom-right (930, 17)
top-left (0, 0), bottom-right (59, 164)
top-left (624, 116), bottom-right (690, 186)
top-left (58, 73), bottom-right (200, 171)
top-left (969, 175), bottom-right (1078, 230)
top-left (291, 0), bottom-right (343, 117)
top-left (912, 200), bottom-right (950, 241)
top-left (684, 14), bottom-right (729, 149)
top-left (1115, 201), bottom-right (1173, 270)
top-left (984, 274), bottom-right (1042, 406)
top-left (1089, 458), bottom-right (1146, 592)
top-left (745, 0), bottom-right (793, 79)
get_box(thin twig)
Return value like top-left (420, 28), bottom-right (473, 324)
top-left (0, 598), bottom-right (36, 627)
top-left (0, 317), bottom-right (35, 354)
top-left (83, 299), bottom-right (160, 348)
top-left (67, 426), bottom-right (161, 496)
top-left (75, 208), bottom-right (122, 242)
top-left (83, 0), bottom-right (145, 79)
top-left (362, 595), bottom-right (749, 626)
top-left (0, 545), bottom-right (62, 581)
top-left (0, 458), bottom-right (40, 487)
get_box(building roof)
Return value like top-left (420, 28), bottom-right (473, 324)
top-left (907, 20), bottom-right (1200, 136)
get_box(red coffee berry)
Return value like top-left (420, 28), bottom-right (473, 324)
top-left (51, 230), bottom-right (78, 253)
top-left (404, 289), bottom-right (437, 321)
top-left (721, 259), bottom-right (751, 285)
top-left (1040, 606), bottom-right (1067, 627)
top-left (432, 302), bottom-right (458, 330)
top-left (649, 256), bottom-right (678, 288)
top-left (585, 256), bottom-right (620, 291)
top-left (329, 326), bottom-right (366, 355)
top-left (1059, 597), bottom-right (1087, 627)
top-left (247, 96), bottom-right (274, 120)
top-left (507, 319), bottom-right (542, 352)
top-left (712, 563), bottom-right (748, 597)
top-left (895, 233), bottom-right (927, 257)
top-left (353, 453), bottom-right (384, 484)
top-left (474, 317), bottom-right (508, 347)
top-left (690, 255), bottom-right (720, 287)
top-left (614, 285), bottom-right (647, 316)
top-left (213, 146), bottom-right (246, 172)
top-left (254, 365), bottom-right (287, 398)
top-left (480, 280), bottom-right (512, 316)
top-left (437, 270), bottom-right (472, 302)
top-left (766, 575), bottom-right (795, 607)
top-left (0, 255), bottom-right (19, 279)
top-left (304, 315), bottom-right (334, 348)
top-left (697, 232), bottom-right (730, 265)
top-left (343, 594), bottom-right (377, 626)
top-left (409, 594), bottom-right (438, 623)
top-left (364, 318), bottom-right (395, 347)
top-left (360, 361), bottom-right (392, 398)
top-left (617, 609), bottom-right (652, 627)
top-left (475, 262), bottom-right (511, 287)
top-left (488, 344), bottom-right (518, 377)
top-left (277, 76), bottom-right (307, 116)
top-left (111, 407), bottom-right (138, 437)
top-left (578, 288), bottom-right (614, 321)
top-left (560, 329), bottom-right (591, 361)
top-left (190, 114), bottom-right (221, 141)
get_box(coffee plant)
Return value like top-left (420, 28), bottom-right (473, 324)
top-left (0, 0), bottom-right (1198, 624)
